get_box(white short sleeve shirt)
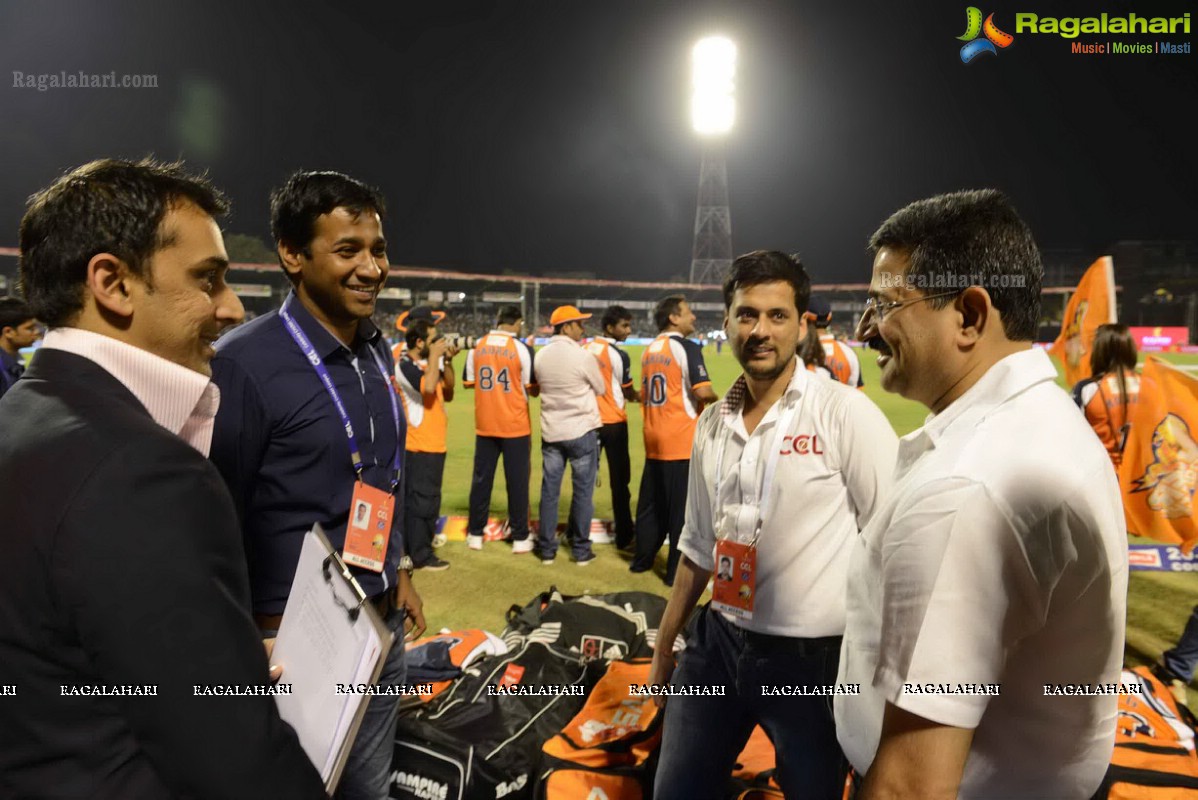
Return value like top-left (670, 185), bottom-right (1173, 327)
top-left (835, 348), bottom-right (1129, 800)
top-left (677, 361), bottom-right (898, 637)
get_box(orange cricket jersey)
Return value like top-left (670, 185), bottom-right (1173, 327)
top-left (464, 330), bottom-right (537, 438)
top-left (584, 337), bottom-right (633, 425)
top-left (1075, 371), bottom-right (1140, 468)
top-left (641, 332), bottom-right (711, 461)
top-left (819, 334), bottom-right (863, 388)
top-left (396, 356), bottom-right (448, 453)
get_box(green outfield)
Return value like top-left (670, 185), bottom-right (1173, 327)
top-left (415, 345), bottom-right (1197, 694)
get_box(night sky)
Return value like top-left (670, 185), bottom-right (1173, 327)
top-left (1, 0), bottom-right (1195, 283)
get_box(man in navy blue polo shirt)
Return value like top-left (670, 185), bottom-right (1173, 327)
top-left (211, 170), bottom-right (425, 800)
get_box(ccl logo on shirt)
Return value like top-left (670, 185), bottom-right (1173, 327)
top-left (780, 434), bottom-right (824, 456)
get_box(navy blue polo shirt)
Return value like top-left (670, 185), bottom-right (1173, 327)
top-left (210, 292), bottom-right (406, 615)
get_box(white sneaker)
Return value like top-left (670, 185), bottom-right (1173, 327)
top-left (467, 534), bottom-right (484, 551)
top-left (432, 533), bottom-right (447, 548)
top-left (511, 538), bottom-right (534, 554)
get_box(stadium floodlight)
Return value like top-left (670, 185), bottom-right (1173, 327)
top-left (691, 36), bottom-right (737, 136)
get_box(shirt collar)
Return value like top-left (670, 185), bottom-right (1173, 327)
top-left (0, 348), bottom-right (21, 372)
top-left (283, 290), bottom-right (381, 358)
top-left (720, 356), bottom-right (807, 424)
top-left (548, 334), bottom-right (579, 346)
top-left (921, 347), bottom-right (1057, 445)
top-left (40, 327), bottom-right (219, 455)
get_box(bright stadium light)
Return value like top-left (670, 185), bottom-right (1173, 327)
top-left (691, 36), bottom-right (737, 136)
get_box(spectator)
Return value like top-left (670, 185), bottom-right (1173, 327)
top-left (534, 305), bottom-right (606, 565)
top-left (836, 189), bottom-right (1127, 800)
top-left (650, 251), bottom-right (896, 799)
top-left (0, 158), bottom-right (324, 798)
top-left (463, 305), bottom-right (539, 553)
top-left (210, 170), bottom-right (424, 800)
top-left (631, 295), bottom-right (717, 585)
top-left (1072, 323), bottom-right (1140, 469)
top-left (0, 297), bottom-right (40, 399)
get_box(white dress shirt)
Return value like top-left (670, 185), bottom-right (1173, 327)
top-left (678, 360), bottom-right (898, 637)
top-left (835, 348), bottom-right (1129, 800)
top-left (535, 334), bottom-right (605, 443)
top-left (40, 328), bottom-right (220, 456)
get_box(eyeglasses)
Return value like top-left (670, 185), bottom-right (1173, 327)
top-left (861, 290), bottom-right (962, 322)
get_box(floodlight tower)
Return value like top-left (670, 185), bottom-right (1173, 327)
top-left (689, 36), bottom-right (736, 286)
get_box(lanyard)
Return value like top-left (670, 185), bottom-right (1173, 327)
top-left (713, 388), bottom-right (802, 546)
top-left (279, 295), bottom-right (402, 492)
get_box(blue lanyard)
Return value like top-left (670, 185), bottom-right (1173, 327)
top-left (279, 295), bottom-right (402, 492)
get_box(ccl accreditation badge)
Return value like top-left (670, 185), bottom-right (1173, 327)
top-left (342, 481), bottom-right (394, 572)
top-left (711, 538), bottom-right (756, 621)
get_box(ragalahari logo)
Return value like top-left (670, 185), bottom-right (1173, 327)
top-left (958, 7), bottom-right (1015, 62)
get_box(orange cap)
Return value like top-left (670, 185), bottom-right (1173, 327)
top-left (549, 305), bottom-right (592, 326)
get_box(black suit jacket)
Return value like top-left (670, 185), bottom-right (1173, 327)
top-left (0, 349), bottom-right (326, 800)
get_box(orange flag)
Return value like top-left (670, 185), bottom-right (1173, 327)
top-left (1050, 256), bottom-right (1116, 386)
top-left (1119, 356), bottom-right (1198, 554)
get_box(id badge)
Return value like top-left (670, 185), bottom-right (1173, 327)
top-left (342, 481), bottom-right (394, 572)
top-left (711, 538), bottom-right (756, 621)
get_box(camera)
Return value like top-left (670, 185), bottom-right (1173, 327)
top-left (442, 333), bottom-right (478, 350)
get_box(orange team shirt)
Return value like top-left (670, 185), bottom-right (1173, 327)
top-left (1073, 372), bottom-right (1141, 468)
top-left (395, 355), bottom-right (449, 453)
top-left (641, 332), bottom-right (711, 461)
top-left (584, 336), bottom-right (633, 425)
top-left (463, 330), bottom-right (537, 438)
top-left (819, 333), bottom-right (863, 388)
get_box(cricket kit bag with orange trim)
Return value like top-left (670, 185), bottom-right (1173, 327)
top-left (390, 640), bottom-right (604, 800)
top-left (537, 659), bottom-right (662, 799)
top-left (1089, 666), bottom-right (1198, 799)
top-left (503, 588), bottom-right (667, 663)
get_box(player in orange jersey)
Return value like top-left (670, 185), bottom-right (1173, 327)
top-left (809, 297), bottom-right (863, 388)
top-left (463, 305), bottom-right (539, 552)
top-left (1072, 323), bottom-right (1140, 469)
top-left (631, 295), bottom-right (718, 584)
top-left (584, 305), bottom-right (641, 550)
top-left (396, 320), bottom-right (459, 571)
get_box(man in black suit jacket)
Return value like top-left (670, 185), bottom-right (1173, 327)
top-left (0, 159), bottom-right (326, 799)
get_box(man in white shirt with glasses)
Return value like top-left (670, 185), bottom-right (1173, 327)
top-left (836, 189), bottom-right (1127, 800)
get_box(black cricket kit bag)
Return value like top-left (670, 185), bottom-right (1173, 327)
top-left (391, 640), bottom-right (604, 800)
top-left (502, 588), bottom-right (666, 663)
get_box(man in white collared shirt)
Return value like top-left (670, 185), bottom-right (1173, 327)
top-left (534, 305), bottom-right (606, 565)
top-left (651, 251), bottom-right (897, 800)
top-left (0, 159), bottom-right (325, 799)
top-left (836, 190), bottom-right (1128, 800)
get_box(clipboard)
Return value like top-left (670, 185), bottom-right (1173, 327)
top-left (270, 524), bottom-right (392, 793)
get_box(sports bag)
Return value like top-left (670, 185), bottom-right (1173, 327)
top-left (391, 640), bottom-right (604, 800)
top-left (1089, 666), bottom-right (1198, 799)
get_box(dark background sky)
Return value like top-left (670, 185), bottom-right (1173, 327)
top-left (1, 0), bottom-right (1195, 284)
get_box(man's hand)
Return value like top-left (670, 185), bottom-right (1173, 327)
top-left (395, 570), bottom-right (426, 641)
top-left (858, 703), bottom-right (973, 800)
top-left (428, 338), bottom-right (449, 363)
top-left (648, 643), bottom-right (676, 709)
top-left (444, 342), bottom-right (461, 359)
top-left (264, 637), bottom-right (283, 683)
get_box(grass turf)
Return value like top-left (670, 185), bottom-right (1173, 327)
top-left (415, 346), bottom-right (1197, 688)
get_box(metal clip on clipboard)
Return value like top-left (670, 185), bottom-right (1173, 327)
top-left (321, 551), bottom-right (369, 622)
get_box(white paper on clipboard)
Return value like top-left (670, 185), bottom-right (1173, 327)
top-left (269, 524), bottom-right (391, 792)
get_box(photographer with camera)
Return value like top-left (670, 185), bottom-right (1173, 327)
top-left (396, 320), bottom-right (460, 570)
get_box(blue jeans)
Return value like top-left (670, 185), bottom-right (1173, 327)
top-left (1164, 604), bottom-right (1198, 683)
top-left (537, 430), bottom-right (599, 560)
top-left (654, 607), bottom-right (847, 800)
top-left (335, 606), bottom-right (407, 800)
